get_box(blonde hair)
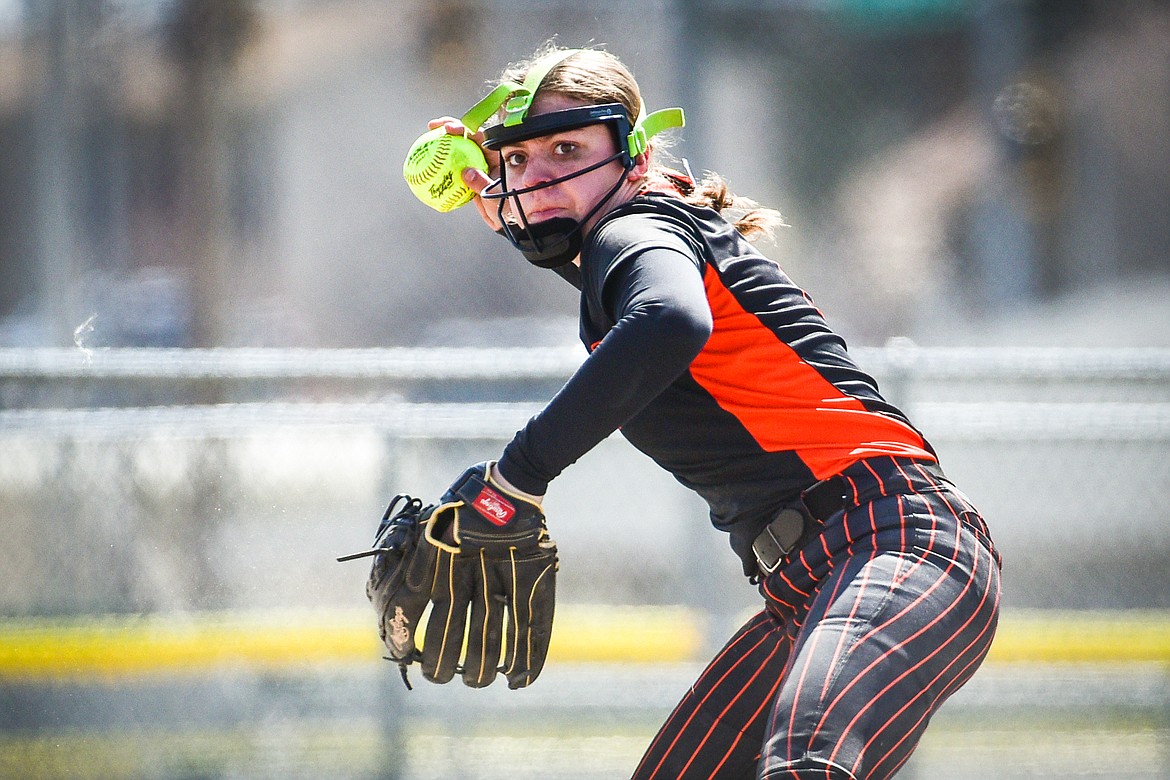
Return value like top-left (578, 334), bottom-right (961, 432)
top-left (498, 44), bottom-right (785, 242)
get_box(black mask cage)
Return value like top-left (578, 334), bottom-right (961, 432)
top-left (479, 104), bottom-right (637, 268)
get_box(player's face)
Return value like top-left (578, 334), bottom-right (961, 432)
top-left (496, 95), bottom-right (638, 234)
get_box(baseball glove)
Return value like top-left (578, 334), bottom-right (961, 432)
top-left (337, 493), bottom-right (439, 688)
top-left (339, 463), bottom-right (558, 690)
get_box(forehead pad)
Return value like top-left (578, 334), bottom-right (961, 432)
top-left (481, 103), bottom-right (633, 152)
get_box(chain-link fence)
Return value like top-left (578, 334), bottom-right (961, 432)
top-left (2, 345), bottom-right (1169, 779)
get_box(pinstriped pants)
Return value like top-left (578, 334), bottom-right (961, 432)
top-left (632, 458), bottom-right (1002, 780)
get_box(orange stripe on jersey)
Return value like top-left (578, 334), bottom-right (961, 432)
top-left (689, 264), bottom-right (934, 480)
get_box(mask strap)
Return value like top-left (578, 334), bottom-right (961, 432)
top-left (627, 107), bottom-right (686, 158)
top-left (461, 82), bottom-right (522, 132)
top-left (461, 49), bottom-right (685, 158)
top-left (501, 49), bottom-right (584, 127)
top-left (457, 49), bottom-right (584, 132)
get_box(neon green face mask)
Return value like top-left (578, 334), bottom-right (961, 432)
top-left (458, 49), bottom-right (685, 268)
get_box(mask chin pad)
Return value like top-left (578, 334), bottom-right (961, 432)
top-left (505, 217), bottom-right (582, 269)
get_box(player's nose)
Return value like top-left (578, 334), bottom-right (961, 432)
top-left (517, 151), bottom-right (558, 190)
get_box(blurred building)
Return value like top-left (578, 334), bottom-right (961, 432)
top-left (0, 0), bottom-right (1167, 348)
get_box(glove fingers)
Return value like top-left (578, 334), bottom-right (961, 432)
top-left (374, 544), bottom-right (437, 662)
top-left (367, 520), bottom-right (436, 664)
top-left (421, 548), bottom-right (474, 684)
top-left (501, 546), bottom-right (558, 689)
top-left (461, 550), bottom-right (505, 688)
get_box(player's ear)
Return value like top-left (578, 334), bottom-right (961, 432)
top-left (627, 152), bottom-right (650, 181)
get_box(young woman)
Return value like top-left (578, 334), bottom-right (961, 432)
top-left (426, 45), bottom-right (1001, 780)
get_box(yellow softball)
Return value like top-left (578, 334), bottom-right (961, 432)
top-left (402, 128), bottom-right (489, 213)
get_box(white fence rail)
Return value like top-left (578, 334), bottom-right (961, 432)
top-left (3, 344), bottom-right (1170, 381)
top-left (4, 346), bottom-right (1169, 442)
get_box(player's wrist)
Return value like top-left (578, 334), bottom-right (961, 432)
top-left (494, 451), bottom-right (551, 499)
top-left (489, 461), bottom-right (544, 505)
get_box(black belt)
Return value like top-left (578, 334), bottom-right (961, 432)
top-left (752, 458), bottom-right (947, 575)
top-left (801, 459), bottom-right (947, 522)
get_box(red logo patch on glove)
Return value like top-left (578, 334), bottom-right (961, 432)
top-left (472, 486), bottom-right (515, 526)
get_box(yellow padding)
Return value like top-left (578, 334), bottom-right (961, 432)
top-left (985, 610), bottom-right (1170, 664)
top-left (1, 608), bottom-right (1167, 681)
top-left (0, 605), bottom-right (702, 681)
top-left (546, 604), bottom-right (702, 664)
top-left (0, 609), bottom-right (374, 681)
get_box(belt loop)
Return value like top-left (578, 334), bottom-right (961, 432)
top-left (800, 474), bottom-right (848, 524)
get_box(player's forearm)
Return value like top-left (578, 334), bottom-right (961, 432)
top-left (498, 296), bottom-right (710, 495)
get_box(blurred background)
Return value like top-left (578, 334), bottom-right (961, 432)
top-left (1, 0), bottom-right (1169, 778)
top-left (3, 0), bottom-right (1170, 350)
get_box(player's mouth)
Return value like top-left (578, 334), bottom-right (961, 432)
top-left (524, 206), bottom-right (571, 222)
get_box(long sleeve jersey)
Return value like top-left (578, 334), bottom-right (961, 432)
top-left (497, 193), bottom-right (936, 560)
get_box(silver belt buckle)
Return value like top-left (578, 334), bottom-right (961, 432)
top-left (752, 507), bottom-right (806, 574)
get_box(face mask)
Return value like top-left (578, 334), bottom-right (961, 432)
top-left (483, 105), bottom-right (634, 268)
top-left (465, 49), bottom-right (684, 268)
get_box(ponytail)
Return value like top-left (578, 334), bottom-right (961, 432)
top-left (650, 166), bottom-right (786, 242)
top-left (688, 172), bottom-right (786, 242)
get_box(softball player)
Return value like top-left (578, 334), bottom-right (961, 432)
top-left (429, 44), bottom-right (1002, 779)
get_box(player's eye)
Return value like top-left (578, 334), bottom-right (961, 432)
top-left (552, 141), bottom-right (577, 156)
top-left (502, 150), bottom-right (526, 168)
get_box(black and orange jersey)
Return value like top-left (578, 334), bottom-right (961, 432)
top-left (497, 193), bottom-right (936, 553)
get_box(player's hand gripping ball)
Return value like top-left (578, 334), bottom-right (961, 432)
top-left (402, 128), bottom-right (489, 212)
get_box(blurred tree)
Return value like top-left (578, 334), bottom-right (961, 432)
top-left (161, 0), bottom-right (258, 609)
top-left (24, 0), bottom-right (85, 346)
top-left (164, 0), bottom-right (256, 349)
